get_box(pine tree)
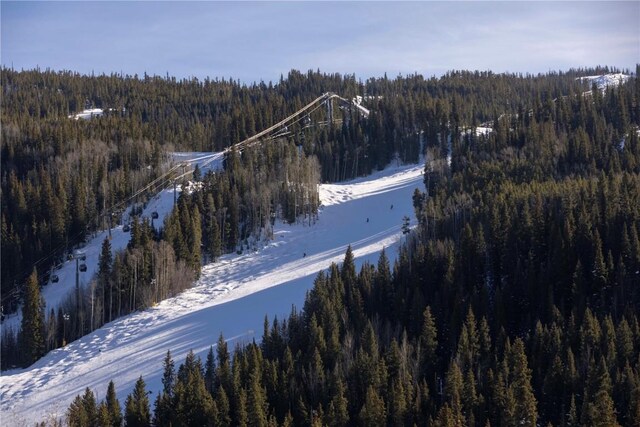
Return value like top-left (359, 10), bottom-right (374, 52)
top-left (161, 350), bottom-right (175, 396)
top-left (178, 350), bottom-right (203, 384)
top-left (105, 380), bottom-right (122, 427)
top-left (227, 188), bottom-right (240, 251)
top-left (388, 377), bottom-right (408, 426)
top-left (210, 211), bottom-right (222, 261)
top-left (325, 375), bottom-right (349, 427)
top-left (420, 306), bottom-right (438, 377)
top-left (585, 358), bottom-right (620, 426)
top-left (216, 333), bottom-right (232, 393)
top-left (247, 369), bottom-right (268, 427)
top-left (154, 351), bottom-right (176, 425)
top-left (456, 307), bottom-right (480, 372)
top-left (125, 376), bottom-right (151, 427)
top-left (375, 249), bottom-right (393, 318)
top-left (153, 393), bottom-right (172, 427)
top-left (478, 316), bottom-right (491, 366)
top-left (509, 338), bottom-right (537, 426)
top-left (462, 368), bottom-right (479, 426)
top-left (98, 236), bottom-right (113, 323)
top-left (358, 386), bottom-right (386, 427)
top-left (67, 394), bottom-right (89, 427)
top-left (81, 387), bottom-right (99, 426)
top-left (173, 357), bottom-right (216, 426)
top-left (98, 402), bottom-right (112, 427)
top-left (216, 386), bottom-right (232, 427)
top-left (616, 318), bottom-right (634, 365)
top-left (432, 403), bottom-right (459, 427)
top-left (402, 215), bottom-right (411, 234)
top-left (189, 205), bottom-right (202, 274)
top-left (235, 388), bottom-right (249, 427)
top-left (20, 268), bottom-right (45, 366)
top-left (591, 230), bottom-right (608, 307)
top-left (444, 361), bottom-right (465, 425)
top-left (341, 245), bottom-right (357, 287)
top-left (205, 345), bottom-right (216, 395)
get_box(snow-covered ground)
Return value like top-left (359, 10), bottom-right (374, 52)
top-left (1, 184), bottom-right (178, 334)
top-left (577, 73), bottom-right (630, 91)
top-left (170, 151), bottom-right (225, 172)
top-left (462, 126), bottom-right (493, 137)
top-left (0, 159), bottom-right (424, 426)
top-left (351, 96), bottom-right (371, 117)
top-left (1, 152), bottom-right (225, 334)
top-left (68, 108), bottom-right (105, 120)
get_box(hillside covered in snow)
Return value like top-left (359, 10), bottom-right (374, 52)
top-left (0, 160), bottom-right (424, 425)
top-left (2, 67), bottom-right (638, 427)
top-left (577, 72), bottom-right (631, 91)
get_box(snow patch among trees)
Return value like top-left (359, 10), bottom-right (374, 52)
top-left (577, 73), bottom-right (630, 91)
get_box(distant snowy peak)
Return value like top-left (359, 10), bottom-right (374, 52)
top-left (577, 73), bottom-right (631, 91)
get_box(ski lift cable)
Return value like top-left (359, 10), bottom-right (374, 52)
top-left (241, 101), bottom-right (327, 148)
top-left (2, 161), bottom-right (183, 294)
top-left (233, 92), bottom-right (336, 151)
top-left (4, 92), bottom-right (359, 305)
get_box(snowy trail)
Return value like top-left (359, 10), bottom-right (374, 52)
top-left (0, 160), bottom-right (424, 426)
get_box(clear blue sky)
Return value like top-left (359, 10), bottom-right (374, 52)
top-left (2, 1), bottom-right (638, 83)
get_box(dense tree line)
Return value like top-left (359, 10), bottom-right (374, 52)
top-left (2, 65), bottom-right (601, 309)
top-left (65, 245), bottom-right (640, 426)
top-left (1, 221), bottom-right (195, 370)
top-left (60, 67), bottom-right (639, 425)
top-left (2, 134), bottom-right (323, 369)
top-left (163, 140), bottom-right (321, 266)
top-left (0, 68), bottom-right (361, 311)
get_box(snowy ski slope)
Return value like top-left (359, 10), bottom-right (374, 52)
top-left (0, 158), bottom-right (425, 426)
top-left (2, 152), bottom-right (225, 334)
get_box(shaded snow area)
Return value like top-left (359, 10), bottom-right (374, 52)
top-left (1, 152), bottom-right (225, 334)
top-left (0, 160), bottom-right (424, 426)
top-left (578, 73), bottom-right (630, 91)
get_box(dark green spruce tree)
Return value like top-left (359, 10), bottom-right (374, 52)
top-left (20, 268), bottom-right (45, 367)
top-left (125, 376), bottom-right (151, 427)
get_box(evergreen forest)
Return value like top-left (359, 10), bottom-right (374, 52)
top-left (2, 65), bottom-right (640, 426)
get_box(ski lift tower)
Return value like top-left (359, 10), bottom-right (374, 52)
top-left (326, 95), bottom-right (334, 124)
